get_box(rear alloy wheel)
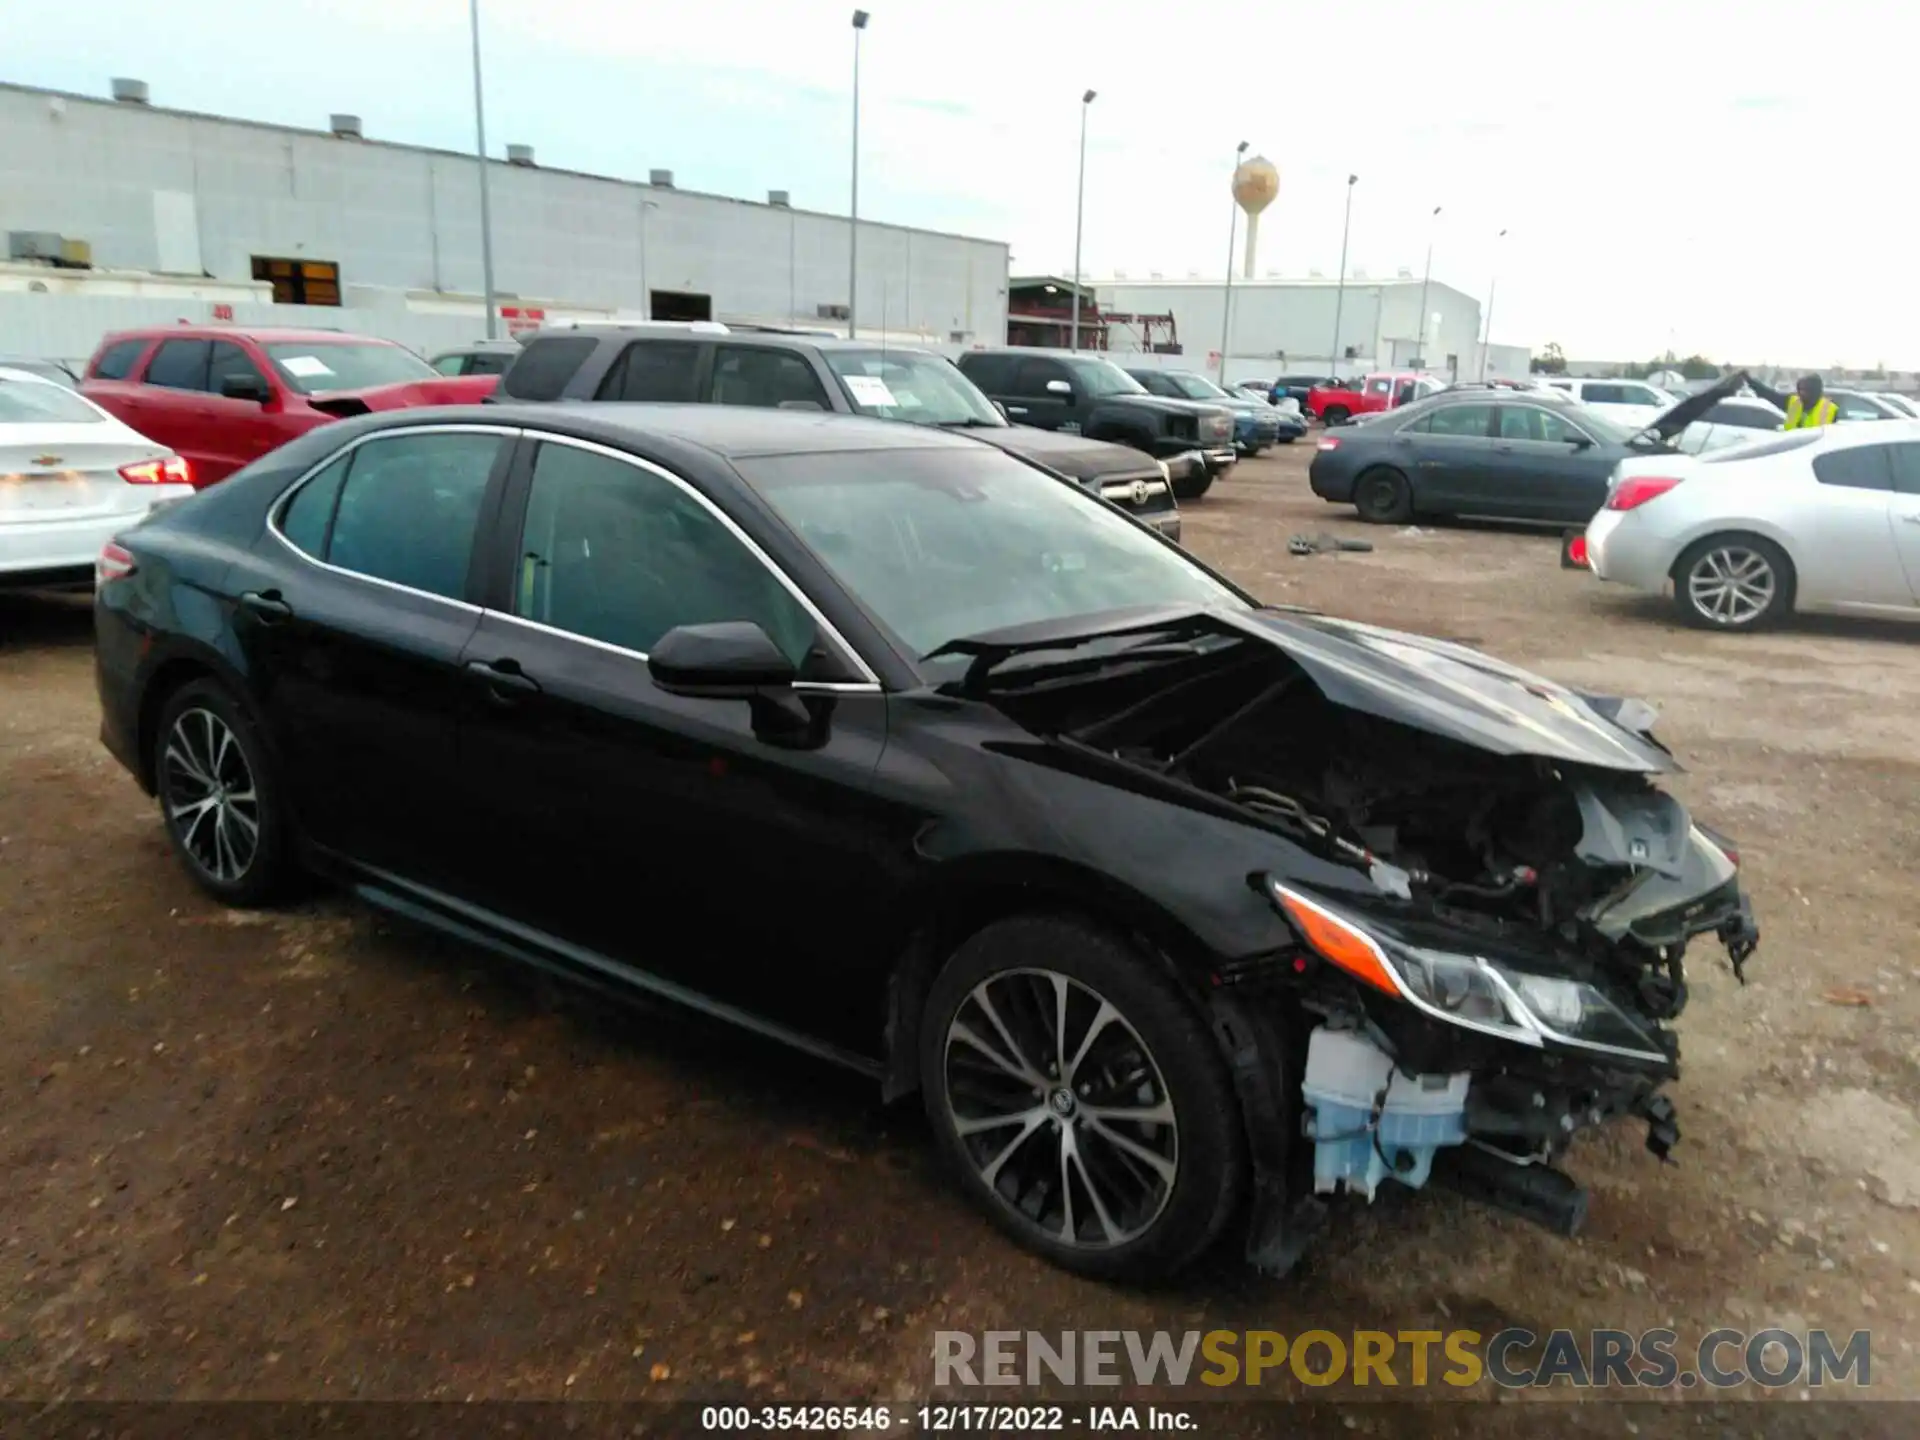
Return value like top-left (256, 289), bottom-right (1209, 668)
top-left (154, 680), bottom-right (293, 906)
top-left (921, 916), bottom-right (1244, 1281)
top-left (1674, 536), bottom-right (1791, 630)
top-left (1353, 466), bottom-right (1414, 524)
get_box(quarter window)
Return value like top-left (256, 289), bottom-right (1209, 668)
top-left (597, 341), bottom-right (702, 402)
top-left (708, 347), bottom-right (829, 409)
top-left (144, 340), bottom-right (212, 392)
top-left (91, 339), bottom-right (149, 381)
top-left (514, 442), bottom-right (817, 664)
top-left (1812, 446), bottom-right (1893, 491)
top-left (321, 433), bottom-right (504, 598)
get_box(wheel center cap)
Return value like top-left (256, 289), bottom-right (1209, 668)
top-left (1049, 1088), bottom-right (1077, 1117)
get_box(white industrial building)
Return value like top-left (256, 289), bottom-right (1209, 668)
top-left (1092, 276), bottom-right (1530, 384)
top-left (0, 79), bottom-right (1010, 367)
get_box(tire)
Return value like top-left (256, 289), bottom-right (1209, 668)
top-left (152, 678), bottom-right (296, 906)
top-left (919, 914), bottom-right (1246, 1282)
top-left (1672, 534), bottom-right (1793, 631)
top-left (1353, 466), bottom-right (1414, 524)
top-left (1171, 467), bottom-right (1215, 501)
top-left (1322, 405), bottom-right (1351, 426)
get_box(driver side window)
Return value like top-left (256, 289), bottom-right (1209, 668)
top-left (514, 441), bottom-right (818, 665)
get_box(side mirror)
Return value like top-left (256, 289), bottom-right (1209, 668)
top-left (1045, 379), bottom-right (1074, 397)
top-left (648, 621), bottom-right (797, 695)
top-left (1568, 434), bottom-right (1593, 450)
top-left (220, 373), bottom-right (272, 403)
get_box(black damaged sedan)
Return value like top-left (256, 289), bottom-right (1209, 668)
top-left (94, 405), bottom-right (1759, 1281)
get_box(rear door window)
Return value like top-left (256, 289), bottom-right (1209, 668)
top-left (322, 432), bottom-right (507, 599)
top-left (1412, 404), bottom-right (1493, 437)
top-left (91, 338), bottom-right (150, 381)
top-left (1812, 445), bottom-right (1893, 491)
top-left (597, 341), bottom-right (702, 402)
top-left (144, 340), bottom-right (212, 392)
top-left (1888, 443), bottom-right (1920, 495)
top-left (500, 336), bottom-right (598, 401)
top-left (708, 347), bottom-right (829, 409)
top-left (1582, 382), bottom-right (1626, 405)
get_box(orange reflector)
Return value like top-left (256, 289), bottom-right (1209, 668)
top-left (1274, 887), bottom-right (1401, 996)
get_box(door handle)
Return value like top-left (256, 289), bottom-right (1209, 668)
top-left (1494, 444), bottom-right (1515, 453)
top-left (239, 590), bottom-right (293, 622)
top-left (1005, 406), bottom-right (1029, 416)
top-left (465, 658), bottom-right (540, 701)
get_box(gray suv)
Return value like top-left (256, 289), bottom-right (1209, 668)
top-left (491, 323), bottom-right (1181, 540)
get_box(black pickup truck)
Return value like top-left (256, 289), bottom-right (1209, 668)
top-left (954, 348), bottom-right (1238, 499)
top-left (489, 324), bottom-right (1183, 540)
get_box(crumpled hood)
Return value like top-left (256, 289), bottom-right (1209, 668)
top-left (1220, 608), bottom-right (1679, 773)
top-left (307, 374), bottom-right (499, 417)
top-left (966, 426), bottom-right (1165, 481)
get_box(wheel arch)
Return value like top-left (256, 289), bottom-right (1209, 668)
top-left (1668, 522), bottom-right (1801, 595)
top-left (134, 642), bottom-right (261, 792)
top-left (878, 853), bottom-right (1223, 1103)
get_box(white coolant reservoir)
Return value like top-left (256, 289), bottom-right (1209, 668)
top-left (1300, 1026), bottom-right (1470, 1200)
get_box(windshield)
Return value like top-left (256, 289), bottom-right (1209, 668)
top-left (1064, 357), bottom-right (1148, 397)
top-left (826, 350), bottom-right (1003, 427)
top-left (263, 342), bottom-right (437, 394)
top-left (0, 377), bottom-right (105, 424)
top-left (1165, 372), bottom-right (1232, 401)
top-left (740, 447), bottom-right (1249, 672)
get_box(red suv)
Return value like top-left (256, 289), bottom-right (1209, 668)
top-left (81, 326), bottom-right (498, 488)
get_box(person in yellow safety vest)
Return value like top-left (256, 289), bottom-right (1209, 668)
top-left (1746, 373), bottom-right (1839, 428)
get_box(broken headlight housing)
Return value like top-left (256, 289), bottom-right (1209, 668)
top-left (1269, 881), bottom-right (1670, 1064)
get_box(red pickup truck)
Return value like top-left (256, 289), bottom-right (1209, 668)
top-left (81, 326), bottom-right (498, 488)
top-left (1305, 371), bottom-right (1439, 425)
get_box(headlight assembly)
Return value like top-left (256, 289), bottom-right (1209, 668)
top-left (1268, 880), bottom-right (1669, 1063)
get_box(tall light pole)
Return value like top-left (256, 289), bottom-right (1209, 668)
top-left (1218, 139), bottom-right (1248, 386)
top-left (1070, 89), bottom-right (1096, 352)
top-left (1415, 204), bottom-right (1441, 367)
top-left (1479, 227), bottom-right (1507, 380)
top-left (468, 0), bottom-right (499, 339)
top-left (1329, 173), bottom-right (1357, 375)
top-left (847, 10), bottom-right (870, 340)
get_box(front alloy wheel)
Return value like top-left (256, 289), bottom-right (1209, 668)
top-left (920, 916), bottom-right (1245, 1280)
top-left (943, 969), bottom-right (1178, 1250)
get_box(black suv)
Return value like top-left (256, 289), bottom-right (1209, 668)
top-left (955, 349), bottom-right (1237, 499)
top-left (492, 324), bottom-right (1181, 540)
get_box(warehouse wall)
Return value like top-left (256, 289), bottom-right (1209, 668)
top-left (1096, 280), bottom-right (1483, 384)
top-left (0, 84), bottom-right (1008, 345)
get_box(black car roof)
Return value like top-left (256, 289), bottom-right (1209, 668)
top-left (535, 325), bottom-right (941, 359)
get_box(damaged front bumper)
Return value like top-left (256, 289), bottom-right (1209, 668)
top-left (1215, 838), bottom-right (1758, 1277)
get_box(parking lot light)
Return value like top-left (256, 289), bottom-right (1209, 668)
top-left (1219, 140), bottom-right (1249, 386)
top-left (1417, 204), bottom-right (1441, 369)
top-left (848, 10), bottom-right (871, 340)
top-left (1330, 174), bottom-right (1357, 377)
top-left (1071, 89), bottom-right (1096, 352)
top-left (1480, 228), bottom-right (1508, 381)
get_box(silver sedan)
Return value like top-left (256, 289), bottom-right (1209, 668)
top-left (1584, 420), bottom-right (1920, 630)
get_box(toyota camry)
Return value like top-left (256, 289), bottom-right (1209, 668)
top-left (94, 405), bottom-right (1760, 1280)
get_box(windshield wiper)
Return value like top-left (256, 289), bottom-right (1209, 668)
top-left (933, 418), bottom-right (1003, 428)
top-left (924, 606), bottom-right (1229, 694)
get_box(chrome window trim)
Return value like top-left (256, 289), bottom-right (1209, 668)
top-left (1503, 403), bottom-right (1596, 446)
top-left (265, 422), bottom-right (516, 614)
top-left (506, 430), bottom-right (884, 690)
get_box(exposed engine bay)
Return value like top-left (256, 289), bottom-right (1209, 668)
top-left (968, 610), bottom-right (1762, 1264)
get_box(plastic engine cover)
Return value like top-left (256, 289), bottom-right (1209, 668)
top-left (1301, 1027), bottom-right (1470, 1200)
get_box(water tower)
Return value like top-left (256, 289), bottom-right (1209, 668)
top-left (1232, 156), bottom-right (1280, 279)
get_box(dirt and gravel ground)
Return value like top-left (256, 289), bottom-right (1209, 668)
top-left (3, 444), bottom-right (1917, 1434)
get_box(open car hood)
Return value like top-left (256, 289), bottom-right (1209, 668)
top-left (1635, 370), bottom-right (1748, 442)
top-left (1222, 609), bottom-right (1678, 772)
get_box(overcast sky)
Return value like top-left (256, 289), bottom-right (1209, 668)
top-left (8, 0), bottom-right (1913, 366)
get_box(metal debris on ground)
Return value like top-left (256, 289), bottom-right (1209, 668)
top-left (1289, 532), bottom-right (1375, 556)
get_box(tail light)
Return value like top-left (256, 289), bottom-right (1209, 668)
top-left (97, 541), bottom-right (136, 583)
top-left (120, 455), bottom-right (193, 487)
top-left (1316, 436), bottom-right (1341, 451)
top-left (1606, 476), bottom-right (1681, 511)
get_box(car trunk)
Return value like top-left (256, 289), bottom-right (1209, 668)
top-left (0, 427), bottom-right (174, 527)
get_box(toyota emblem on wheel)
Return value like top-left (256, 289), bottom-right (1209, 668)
top-left (1130, 480), bottom-right (1150, 505)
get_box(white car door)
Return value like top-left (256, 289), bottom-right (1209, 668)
top-left (1795, 441), bottom-right (1910, 610)
top-left (1885, 441), bottom-right (1920, 599)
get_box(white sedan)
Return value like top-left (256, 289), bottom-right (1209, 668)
top-left (1, 366), bottom-right (195, 590)
top-left (1584, 420), bottom-right (1920, 630)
